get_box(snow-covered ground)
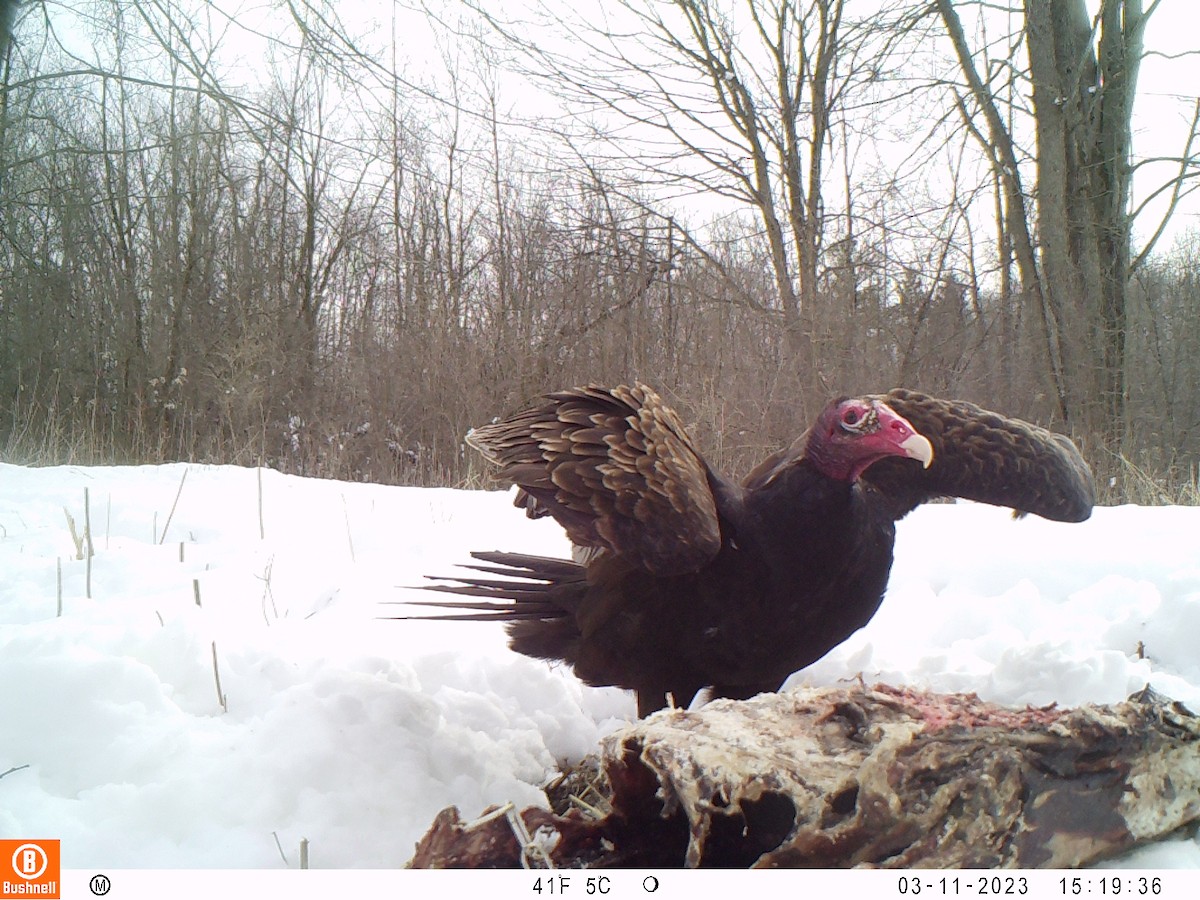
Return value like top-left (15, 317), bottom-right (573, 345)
top-left (1, 462), bottom-right (1198, 868)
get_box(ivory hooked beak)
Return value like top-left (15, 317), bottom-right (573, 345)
top-left (900, 433), bottom-right (934, 469)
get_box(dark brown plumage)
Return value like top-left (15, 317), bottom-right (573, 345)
top-left (411, 384), bottom-right (1094, 717)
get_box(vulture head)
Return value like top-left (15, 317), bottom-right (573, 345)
top-left (806, 398), bottom-right (934, 482)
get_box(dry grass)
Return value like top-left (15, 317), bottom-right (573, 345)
top-left (1098, 451), bottom-right (1200, 506)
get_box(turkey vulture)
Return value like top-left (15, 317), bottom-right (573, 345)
top-left (411, 384), bottom-right (1094, 717)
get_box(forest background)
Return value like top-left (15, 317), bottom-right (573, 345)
top-left (2, 0), bottom-right (1198, 503)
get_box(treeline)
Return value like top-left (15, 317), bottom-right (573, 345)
top-left (1, 1), bottom-right (1197, 502)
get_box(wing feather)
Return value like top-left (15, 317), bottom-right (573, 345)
top-left (861, 388), bottom-right (1095, 522)
top-left (466, 383), bottom-right (723, 575)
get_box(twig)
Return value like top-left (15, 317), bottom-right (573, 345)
top-left (84, 487), bottom-right (93, 599)
top-left (464, 804), bottom-right (514, 829)
top-left (0, 764), bottom-right (30, 781)
top-left (299, 838), bottom-right (309, 870)
top-left (272, 832), bottom-right (290, 867)
top-left (257, 467), bottom-right (265, 540)
top-left (193, 579), bottom-right (202, 608)
top-left (158, 467), bottom-right (190, 544)
top-left (63, 508), bottom-right (83, 559)
top-left (505, 803), bottom-right (555, 870)
top-left (258, 558), bottom-right (278, 624)
top-left (568, 792), bottom-right (608, 819)
top-left (211, 641), bottom-right (227, 712)
top-left (84, 487), bottom-right (94, 557)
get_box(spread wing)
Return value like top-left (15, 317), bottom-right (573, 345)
top-left (467, 383), bottom-right (723, 576)
top-left (860, 389), bottom-right (1095, 522)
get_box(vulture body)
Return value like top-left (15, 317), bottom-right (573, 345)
top-left (415, 385), bottom-right (1094, 717)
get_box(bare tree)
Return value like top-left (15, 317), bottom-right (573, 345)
top-left (936, 0), bottom-right (1197, 448)
top-left (472, 1), bottom-right (891, 405)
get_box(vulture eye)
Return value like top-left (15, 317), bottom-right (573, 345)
top-left (840, 407), bottom-right (863, 431)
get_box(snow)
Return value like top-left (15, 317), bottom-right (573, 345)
top-left (1, 462), bottom-right (1198, 869)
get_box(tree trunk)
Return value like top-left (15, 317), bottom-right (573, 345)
top-left (1025, 0), bottom-right (1144, 443)
top-left (937, 0), bottom-right (1072, 424)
